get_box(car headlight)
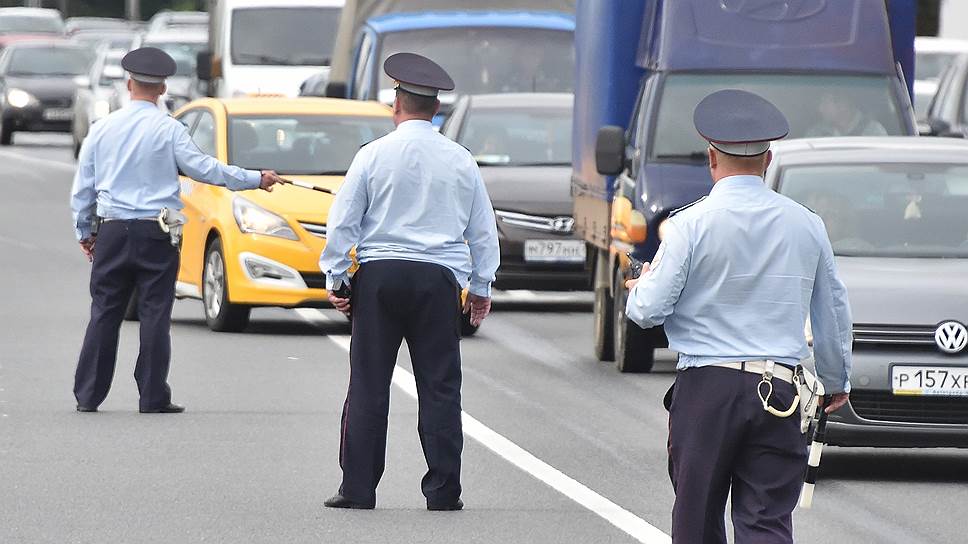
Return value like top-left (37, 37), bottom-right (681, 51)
top-left (7, 88), bottom-right (34, 108)
top-left (93, 99), bottom-right (111, 120)
top-left (232, 196), bottom-right (298, 240)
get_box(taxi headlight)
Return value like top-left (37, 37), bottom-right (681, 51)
top-left (7, 88), bottom-right (34, 108)
top-left (93, 99), bottom-right (111, 120)
top-left (232, 197), bottom-right (298, 240)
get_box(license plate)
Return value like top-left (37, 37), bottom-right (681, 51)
top-left (524, 240), bottom-right (586, 263)
top-left (43, 108), bottom-right (72, 121)
top-left (891, 365), bottom-right (968, 396)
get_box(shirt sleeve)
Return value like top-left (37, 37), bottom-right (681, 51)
top-left (625, 220), bottom-right (691, 329)
top-left (70, 135), bottom-right (97, 240)
top-left (319, 150), bottom-right (369, 290)
top-left (173, 122), bottom-right (261, 191)
top-left (809, 229), bottom-right (853, 394)
top-left (463, 164), bottom-right (500, 297)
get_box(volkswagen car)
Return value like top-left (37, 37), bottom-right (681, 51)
top-left (442, 93), bottom-right (591, 291)
top-left (171, 97), bottom-right (393, 332)
top-left (768, 137), bottom-right (968, 447)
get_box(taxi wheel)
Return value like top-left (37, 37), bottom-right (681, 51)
top-left (593, 257), bottom-right (615, 361)
top-left (203, 238), bottom-right (250, 332)
top-left (613, 267), bottom-right (655, 373)
top-left (460, 311), bottom-right (479, 337)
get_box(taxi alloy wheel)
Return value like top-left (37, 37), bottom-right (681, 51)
top-left (613, 266), bottom-right (655, 373)
top-left (202, 238), bottom-right (250, 332)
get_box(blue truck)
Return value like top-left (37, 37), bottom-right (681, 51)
top-left (328, 9), bottom-right (575, 123)
top-left (572, 0), bottom-right (918, 372)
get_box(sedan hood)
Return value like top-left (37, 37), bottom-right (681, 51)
top-left (480, 165), bottom-right (572, 216)
top-left (837, 257), bottom-right (968, 325)
top-left (237, 175), bottom-right (341, 224)
top-left (4, 75), bottom-right (77, 101)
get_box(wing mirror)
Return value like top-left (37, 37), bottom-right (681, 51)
top-left (595, 126), bottom-right (626, 176)
top-left (196, 50), bottom-right (211, 81)
top-left (324, 81), bottom-right (348, 98)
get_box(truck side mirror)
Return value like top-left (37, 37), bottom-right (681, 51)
top-left (596, 126), bottom-right (626, 176)
top-left (196, 51), bottom-right (211, 81)
top-left (325, 81), bottom-right (348, 99)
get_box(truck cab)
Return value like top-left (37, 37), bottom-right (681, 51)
top-left (339, 11), bottom-right (574, 122)
top-left (573, 0), bottom-right (917, 373)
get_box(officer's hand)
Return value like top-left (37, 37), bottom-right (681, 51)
top-left (329, 293), bottom-right (351, 317)
top-left (260, 170), bottom-right (282, 192)
top-left (462, 293), bottom-right (491, 327)
top-left (79, 237), bottom-right (96, 262)
top-left (820, 392), bottom-right (850, 414)
top-left (624, 262), bottom-right (650, 290)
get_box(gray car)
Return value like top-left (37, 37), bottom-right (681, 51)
top-left (767, 137), bottom-right (968, 447)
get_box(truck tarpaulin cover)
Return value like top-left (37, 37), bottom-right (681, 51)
top-left (330, 0), bottom-right (576, 81)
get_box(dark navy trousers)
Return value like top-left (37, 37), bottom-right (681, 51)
top-left (74, 220), bottom-right (178, 411)
top-left (667, 366), bottom-right (807, 544)
top-left (337, 260), bottom-right (463, 507)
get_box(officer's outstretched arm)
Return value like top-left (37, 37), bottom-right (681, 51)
top-left (464, 169), bottom-right (499, 298)
top-left (625, 221), bottom-right (691, 329)
top-left (172, 124), bottom-right (261, 191)
top-left (809, 234), bottom-right (853, 394)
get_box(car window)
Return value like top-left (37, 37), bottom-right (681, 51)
top-left (227, 115), bottom-right (394, 174)
top-left (6, 46), bottom-right (91, 76)
top-left (177, 110), bottom-right (200, 131)
top-left (0, 15), bottom-right (63, 34)
top-left (458, 107), bottom-right (571, 166)
top-left (778, 163), bottom-right (968, 258)
top-left (192, 111), bottom-right (217, 157)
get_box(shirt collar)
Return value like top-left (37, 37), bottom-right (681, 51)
top-left (710, 174), bottom-right (765, 195)
top-left (396, 119), bottom-right (434, 132)
top-left (128, 99), bottom-right (158, 110)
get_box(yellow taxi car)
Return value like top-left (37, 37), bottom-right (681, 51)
top-left (171, 97), bottom-right (394, 331)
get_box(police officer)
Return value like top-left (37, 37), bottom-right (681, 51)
top-left (70, 47), bottom-right (282, 414)
top-left (319, 53), bottom-right (500, 511)
top-left (625, 90), bottom-right (853, 543)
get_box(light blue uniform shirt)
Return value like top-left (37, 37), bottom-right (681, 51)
top-left (70, 100), bottom-right (262, 240)
top-left (319, 119), bottom-right (500, 297)
top-left (626, 175), bottom-right (852, 393)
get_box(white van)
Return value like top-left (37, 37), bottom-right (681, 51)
top-left (200, 0), bottom-right (344, 98)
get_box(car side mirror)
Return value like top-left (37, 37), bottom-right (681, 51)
top-left (196, 51), bottom-right (211, 81)
top-left (925, 118), bottom-right (951, 137)
top-left (917, 121), bottom-right (934, 137)
top-left (324, 81), bottom-right (347, 98)
top-left (595, 126), bottom-right (626, 176)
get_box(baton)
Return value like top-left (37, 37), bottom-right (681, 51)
top-left (799, 396), bottom-right (831, 509)
top-left (280, 177), bottom-right (334, 195)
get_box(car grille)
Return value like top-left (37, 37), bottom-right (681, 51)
top-left (300, 272), bottom-right (326, 290)
top-left (850, 391), bottom-right (968, 425)
top-left (41, 97), bottom-right (71, 108)
top-left (852, 324), bottom-right (936, 346)
top-left (495, 210), bottom-right (575, 234)
top-left (299, 222), bottom-right (327, 238)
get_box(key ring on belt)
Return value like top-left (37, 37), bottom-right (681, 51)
top-left (757, 360), bottom-right (800, 418)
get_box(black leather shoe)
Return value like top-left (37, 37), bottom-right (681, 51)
top-left (76, 405), bottom-right (97, 413)
top-left (427, 498), bottom-right (463, 511)
top-left (139, 403), bottom-right (185, 414)
top-left (324, 494), bottom-right (375, 510)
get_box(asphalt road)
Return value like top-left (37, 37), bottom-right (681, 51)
top-left (2, 133), bottom-right (967, 543)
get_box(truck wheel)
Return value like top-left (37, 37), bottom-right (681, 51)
top-left (593, 255), bottom-right (615, 361)
top-left (613, 267), bottom-right (655, 373)
top-left (123, 288), bottom-right (139, 321)
top-left (460, 312), bottom-right (479, 337)
top-left (202, 238), bottom-right (250, 332)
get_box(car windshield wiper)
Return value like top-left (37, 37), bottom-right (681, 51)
top-left (504, 161), bottom-right (571, 167)
top-left (309, 170), bottom-right (347, 176)
top-left (655, 152), bottom-right (708, 162)
top-left (235, 53), bottom-right (293, 65)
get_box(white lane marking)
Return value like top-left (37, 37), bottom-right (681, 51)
top-left (0, 149), bottom-right (76, 171)
top-left (298, 308), bottom-right (671, 544)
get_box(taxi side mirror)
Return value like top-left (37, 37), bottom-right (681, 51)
top-left (196, 51), bottom-right (211, 81)
top-left (596, 126), bottom-right (626, 176)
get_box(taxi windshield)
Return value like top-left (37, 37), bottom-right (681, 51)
top-left (779, 163), bottom-right (968, 258)
top-left (378, 27), bottom-right (574, 96)
top-left (231, 7), bottom-right (340, 66)
top-left (458, 106), bottom-right (572, 166)
top-left (228, 115), bottom-right (394, 175)
top-left (651, 74), bottom-right (906, 161)
top-left (6, 46), bottom-right (91, 76)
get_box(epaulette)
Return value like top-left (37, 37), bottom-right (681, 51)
top-left (668, 196), bottom-right (707, 217)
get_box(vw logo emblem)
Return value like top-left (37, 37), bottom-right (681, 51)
top-left (552, 217), bottom-right (575, 233)
top-left (721, 0), bottom-right (827, 22)
top-left (935, 321), bottom-right (968, 354)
